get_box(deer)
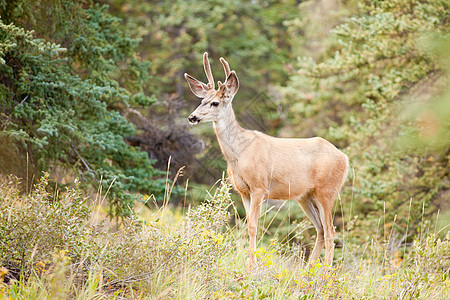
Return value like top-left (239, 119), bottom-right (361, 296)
top-left (184, 52), bottom-right (349, 270)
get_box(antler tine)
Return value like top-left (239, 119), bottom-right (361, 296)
top-left (203, 52), bottom-right (215, 89)
top-left (219, 57), bottom-right (231, 79)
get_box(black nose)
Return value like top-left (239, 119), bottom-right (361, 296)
top-left (188, 115), bottom-right (198, 123)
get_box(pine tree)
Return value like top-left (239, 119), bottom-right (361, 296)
top-left (0, 1), bottom-right (168, 217)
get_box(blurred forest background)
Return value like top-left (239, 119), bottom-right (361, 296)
top-left (0, 0), bottom-right (449, 298)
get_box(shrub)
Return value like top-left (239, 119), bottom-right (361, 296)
top-left (0, 174), bottom-right (95, 281)
top-left (0, 175), bottom-right (236, 298)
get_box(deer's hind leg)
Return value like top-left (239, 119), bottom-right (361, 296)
top-left (297, 193), bottom-right (325, 265)
top-left (314, 188), bottom-right (337, 266)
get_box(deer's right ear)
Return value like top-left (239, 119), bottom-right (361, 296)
top-left (185, 73), bottom-right (209, 98)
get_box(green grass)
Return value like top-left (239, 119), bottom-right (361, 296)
top-left (0, 175), bottom-right (449, 299)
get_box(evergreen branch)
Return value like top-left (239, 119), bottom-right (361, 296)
top-left (70, 144), bottom-right (97, 179)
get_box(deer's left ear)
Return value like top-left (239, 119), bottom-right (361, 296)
top-left (223, 71), bottom-right (239, 102)
top-left (185, 73), bottom-right (210, 98)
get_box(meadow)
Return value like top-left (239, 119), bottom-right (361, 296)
top-left (0, 174), bottom-right (448, 299)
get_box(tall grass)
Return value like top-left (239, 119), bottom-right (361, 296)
top-left (0, 174), bottom-right (448, 299)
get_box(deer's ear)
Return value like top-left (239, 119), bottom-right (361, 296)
top-left (224, 71), bottom-right (239, 101)
top-left (185, 73), bottom-right (209, 98)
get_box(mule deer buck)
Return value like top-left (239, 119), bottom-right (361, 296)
top-left (185, 53), bottom-right (349, 270)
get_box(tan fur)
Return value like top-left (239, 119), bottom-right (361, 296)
top-left (185, 53), bottom-right (349, 270)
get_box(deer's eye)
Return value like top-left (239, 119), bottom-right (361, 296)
top-left (211, 102), bottom-right (220, 107)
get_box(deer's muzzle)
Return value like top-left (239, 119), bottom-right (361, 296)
top-left (188, 114), bottom-right (200, 124)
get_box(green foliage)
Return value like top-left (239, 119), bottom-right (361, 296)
top-left (279, 0), bottom-right (449, 241)
top-left (400, 32), bottom-right (450, 152)
top-left (0, 2), bottom-right (167, 217)
top-left (110, 0), bottom-right (297, 98)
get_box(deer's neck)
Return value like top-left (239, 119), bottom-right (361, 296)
top-left (213, 104), bottom-right (253, 165)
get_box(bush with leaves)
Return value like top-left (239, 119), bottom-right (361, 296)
top-left (0, 174), bottom-right (95, 281)
top-left (0, 174), bottom-right (237, 298)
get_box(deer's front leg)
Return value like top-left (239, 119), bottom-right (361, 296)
top-left (247, 190), bottom-right (264, 271)
top-left (240, 194), bottom-right (250, 216)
